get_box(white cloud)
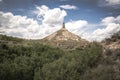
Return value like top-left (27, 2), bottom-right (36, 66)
top-left (90, 23), bottom-right (120, 41)
top-left (59, 5), bottom-right (77, 10)
top-left (102, 15), bottom-right (120, 25)
top-left (102, 16), bottom-right (115, 24)
top-left (0, 0), bottom-right (2, 2)
top-left (34, 5), bottom-right (67, 37)
top-left (0, 11), bottom-right (43, 39)
top-left (66, 20), bottom-right (88, 35)
top-left (105, 0), bottom-right (120, 5)
top-left (79, 15), bottom-right (120, 41)
top-left (34, 5), bottom-right (67, 26)
top-left (0, 5), bottom-right (119, 42)
top-left (34, 5), bottom-right (49, 16)
top-left (61, 15), bottom-right (120, 42)
top-left (99, 0), bottom-right (120, 7)
top-left (0, 5), bottom-right (67, 39)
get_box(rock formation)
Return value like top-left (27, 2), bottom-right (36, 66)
top-left (42, 23), bottom-right (88, 49)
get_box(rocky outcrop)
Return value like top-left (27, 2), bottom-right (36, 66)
top-left (102, 31), bottom-right (120, 50)
top-left (42, 23), bottom-right (88, 49)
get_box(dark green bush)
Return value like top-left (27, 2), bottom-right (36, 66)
top-left (0, 35), bottom-right (119, 80)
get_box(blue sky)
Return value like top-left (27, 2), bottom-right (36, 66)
top-left (0, 0), bottom-right (119, 23)
top-left (0, 0), bottom-right (120, 41)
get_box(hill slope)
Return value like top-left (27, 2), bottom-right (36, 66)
top-left (42, 24), bottom-right (88, 49)
top-left (102, 31), bottom-right (120, 79)
top-left (102, 31), bottom-right (120, 49)
top-left (0, 34), bottom-right (120, 80)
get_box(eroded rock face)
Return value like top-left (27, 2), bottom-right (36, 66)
top-left (103, 41), bottom-right (120, 50)
top-left (102, 31), bottom-right (120, 50)
top-left (46, 28), bottom-right (81, 41)
top-left (43, 24), bottom-right (88, 49)
top-left (102, 31), bottom-right (120, 78)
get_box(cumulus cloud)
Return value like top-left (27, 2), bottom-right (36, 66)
top-left (0, 11), bottom-right (42, 39)
top-left (0, 5), bottom-right (119, 42)
top-left (80, 15), bottom-right (120, 41)
top-left (66, 20), bottom-right (88, 35)
top-left (102, 16), bottom-right (120, 24)
top-left (34, 5), bottom-right (67, 26)
top-left (59, 5), bottom-right (77, 10)
top-left (0, 5), bottom-right (67, 39)
top-left (105, 0), bottom-right (120, 5)
top-left (61, 15), bottom-right (120, 42)
top-left (99, 0), bottom-right (120, 8)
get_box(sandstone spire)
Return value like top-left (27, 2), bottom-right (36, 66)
top-left (43, 22), bottom-right (88, 49)
top-left (62, 22), bottom-right (65, 28)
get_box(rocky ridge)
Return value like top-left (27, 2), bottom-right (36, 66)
top-left (42, 23), bottom-right (88, 49)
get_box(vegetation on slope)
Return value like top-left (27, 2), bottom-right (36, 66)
top-left (0, 34), bottom-right (119, 80)
top-left (102, 31), bottom-right (120, 79)
top-left (102, 31), bottom-right (120, 45)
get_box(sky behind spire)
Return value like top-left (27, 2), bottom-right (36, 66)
top-left (0, 0), bottom-right (120, 41)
